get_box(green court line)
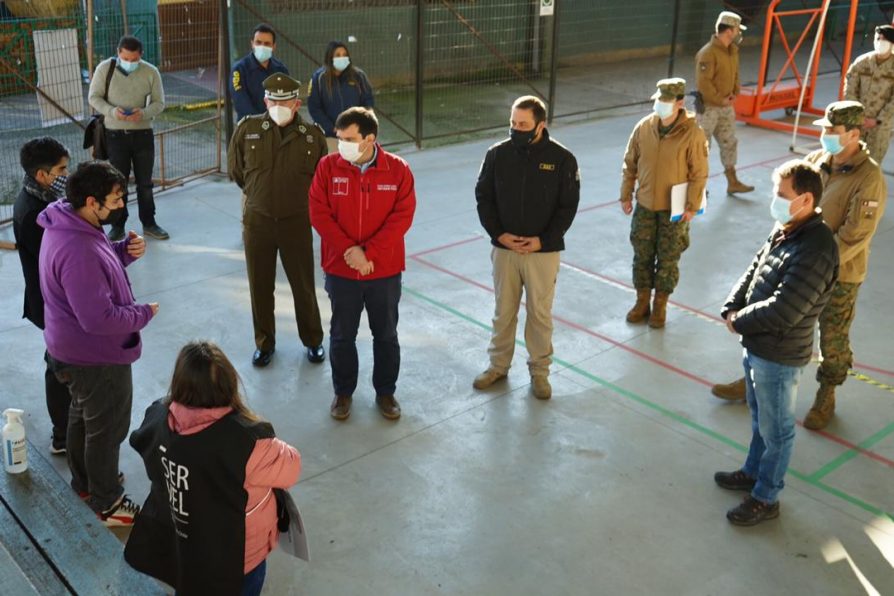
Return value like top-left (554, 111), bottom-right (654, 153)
top-left (403, 285), bottom-right (894, 521)
top-left (809, 421), bottom-right (894, 482)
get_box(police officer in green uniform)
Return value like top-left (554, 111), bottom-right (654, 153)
top-left (228, 74), bottom-right (327, 367)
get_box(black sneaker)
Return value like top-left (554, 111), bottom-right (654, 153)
top-left (714, 469), bottom-right (756, 492)
top-left (143, 224), bottom-right (170, 240)
top-left (726, 496), bottom-right (780, 526)
top-left (306, 345), bottom-right (325, 363)
top-left (108, 225), bottom-right (126, 242)
top-left (49, 435), bottom-right (66, 455)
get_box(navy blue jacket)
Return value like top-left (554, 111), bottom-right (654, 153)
top-left (231, 53), bottom-right (289, 122)
top-left (306, 66), bottom-right (374, 137)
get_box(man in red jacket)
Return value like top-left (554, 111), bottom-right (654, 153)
top-left (309, 107), bottom-right (416, 421)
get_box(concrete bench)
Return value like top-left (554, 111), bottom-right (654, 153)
top-left (0, 441), bottom-right (163, 595)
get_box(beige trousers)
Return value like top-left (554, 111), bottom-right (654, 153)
top-left (487, 247), bottom-right (560, 377)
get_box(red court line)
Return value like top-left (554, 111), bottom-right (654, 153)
top-left (578, 199), bottom-right (619, 213)
top-left (707, 153), bottom-right (793, 179)
top-left (408, 235), bottom-right (484, 259)
top-left (562, 260), bottom-right (894, 379)
top-left (410, 254), bottom-right (894, 469)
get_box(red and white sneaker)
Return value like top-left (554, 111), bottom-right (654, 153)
top-left (98, 494), bottom-right (140, 527)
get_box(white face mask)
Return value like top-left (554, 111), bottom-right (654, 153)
top-left (653, 99), bottom-right (676, 119)
top-left (268, 105), bottom-right (293, 126)
top-left (338, 139), bottom-right (364, 163)
top-left (875, 38), bottom-right (893, 56)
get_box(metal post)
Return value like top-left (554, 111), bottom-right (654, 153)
top-left (120, 0), bottom-right (129, 35)
top-left (415, 0), bottom-right (424, 148)
top-left (87, 0), bottom-right (95, 79)
top-left (220, 0), bottom-right (234, 144)
top-left (546, 0), bottom-right (560, 124)
top-left (667, 0), bottom-right (681, 77)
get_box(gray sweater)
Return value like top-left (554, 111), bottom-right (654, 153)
top-left (88, 58), bottom-right (165, 131)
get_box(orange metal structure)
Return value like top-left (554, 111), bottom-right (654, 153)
top-left (735, 0), bottom-right (859, 138)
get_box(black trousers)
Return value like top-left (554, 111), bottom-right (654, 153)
top-left (106, 129), bottom-right (156, 227)
top-left (324, 273), bottom-right (401, 398)
top-left (44, 351), bottom-right (71, 444)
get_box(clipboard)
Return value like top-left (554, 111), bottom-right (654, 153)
top-left (670, 182), bottom-right (707, 222)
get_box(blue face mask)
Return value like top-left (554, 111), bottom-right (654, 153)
top-left (118, 58), bottom-right (140, 74)
top-left (770, 195), bottom-right (794, 224)
top-left (653, 99), bottom-right (676, 119)
top-left (820, 133), bottom-right (844, 155)
top-left (253, 45), bottom-right (273, 63)
top-left (333, 56), bottom-right (350, 72)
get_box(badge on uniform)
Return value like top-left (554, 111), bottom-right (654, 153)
top-left (245, 133), bottom-right (260, 140)
top-left (299, 125), bottom-right (307, 133)
top-left (307, 135), bottom-right (314, 143)
top-left (539, 163), bottom-right (555, 171)
top-left (262, 121), bottom-right (270, 131)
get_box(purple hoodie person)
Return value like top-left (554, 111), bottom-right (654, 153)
top-left (37, 160), bottom-right (158, 527)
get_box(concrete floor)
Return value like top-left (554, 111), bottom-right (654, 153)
top-left (1, 98), bottom-right (893, 595)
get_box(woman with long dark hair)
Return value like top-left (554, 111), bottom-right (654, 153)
top-left (124, 341), bottom-right (301, 595)
top-left (307, 40), bottom-right (375, 152)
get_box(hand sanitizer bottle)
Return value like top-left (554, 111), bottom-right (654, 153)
top-left (3, 408), bottom-right (27, 474)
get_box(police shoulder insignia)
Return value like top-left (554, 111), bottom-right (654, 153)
top-left (539, 163), bottom-right (556, 171)
top-left (261, 120), bottom-right (270, 131)
top-left (232, 70), bottom-right (241, 91)
top-left (299, 124), bottom-right (307, 133)
top-left (575, 169), bottom-right (581, 182)
top-left (699, 62), bottom-right (708, 71)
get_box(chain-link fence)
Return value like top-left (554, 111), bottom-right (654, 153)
top-left (3, 0), bottom-right (894, 225)
top-left (0, 0), bottom-right (221, 224)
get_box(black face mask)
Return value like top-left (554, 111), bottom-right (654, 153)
top-left (509, 127), bottom-right (537, 150)
top-left (97, 206), bottom-right (123, 227)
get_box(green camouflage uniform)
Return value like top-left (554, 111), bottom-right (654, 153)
top-left (631, 205), bottom-right (690, 293)
top-left (808, 101), bottom-right (888, 387)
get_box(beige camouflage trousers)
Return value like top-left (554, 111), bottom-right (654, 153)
top-left (698, 105), bottom-right (738, 169)
top-left (862, 126), bottom-right (892, 164)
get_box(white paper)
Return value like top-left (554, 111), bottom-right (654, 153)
top-left (277, 489), bottom-right (310, 561)
top-left (670, 182), bottom-right (707, 222)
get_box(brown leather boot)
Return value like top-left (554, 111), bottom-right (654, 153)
top-left (804, 384), bottom-right (835, 430)
top-left (649, 292), bottom-right (670, 328)
top-left (725, 167), bottom-right (755, 194)
top-left (626, 289), bottom-right (651, 323)
top-left (711, 377), bottom-right (746, 401)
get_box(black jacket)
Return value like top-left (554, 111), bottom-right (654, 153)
top-left (722, 213), bottom-right (839, 366)
top-left (12, 186), bottom-right (51, 329)
top-left (475, 129), bottom-right (580, 252)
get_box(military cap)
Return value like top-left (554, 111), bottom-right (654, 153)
top-left (876, 25), bottom-right (894, 43)
top-left (813, 100), bottom-right (864, 128)
top-left (651, 78), bottom-right (686, 101)
top-left (716, 11), bottom-right (746, 31)
top-left (263, 74), bottom-right (301, 101)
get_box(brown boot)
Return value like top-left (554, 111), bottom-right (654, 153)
top-left (804, 385), bottom-right (836, 430)
top-left (725, 167), bottom-right (755, 194)
top-left (711, 377), bottom-right (746, 401)
top-left (626, 289), bottom-right (651, 323)
top-left (648, 292), bottom-right (669, 328)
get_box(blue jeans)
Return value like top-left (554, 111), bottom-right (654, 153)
top-left (741, 350), bottom-right (804, 504)
top-left (324, 273), bottom-right (402, 397)
top-left (242, 559), bottom-right (266, 596)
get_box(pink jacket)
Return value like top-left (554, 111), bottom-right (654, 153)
top-left (167, 402), bottom-right (301, 573)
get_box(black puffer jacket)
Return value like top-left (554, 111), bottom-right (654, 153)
top-left (475, 129), bottom-right (580, 252)
top-left (722, 213), bottom-right (839, 366)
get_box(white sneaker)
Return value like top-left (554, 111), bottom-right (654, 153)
top-left (98, 494), bottom-right (140, 527)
